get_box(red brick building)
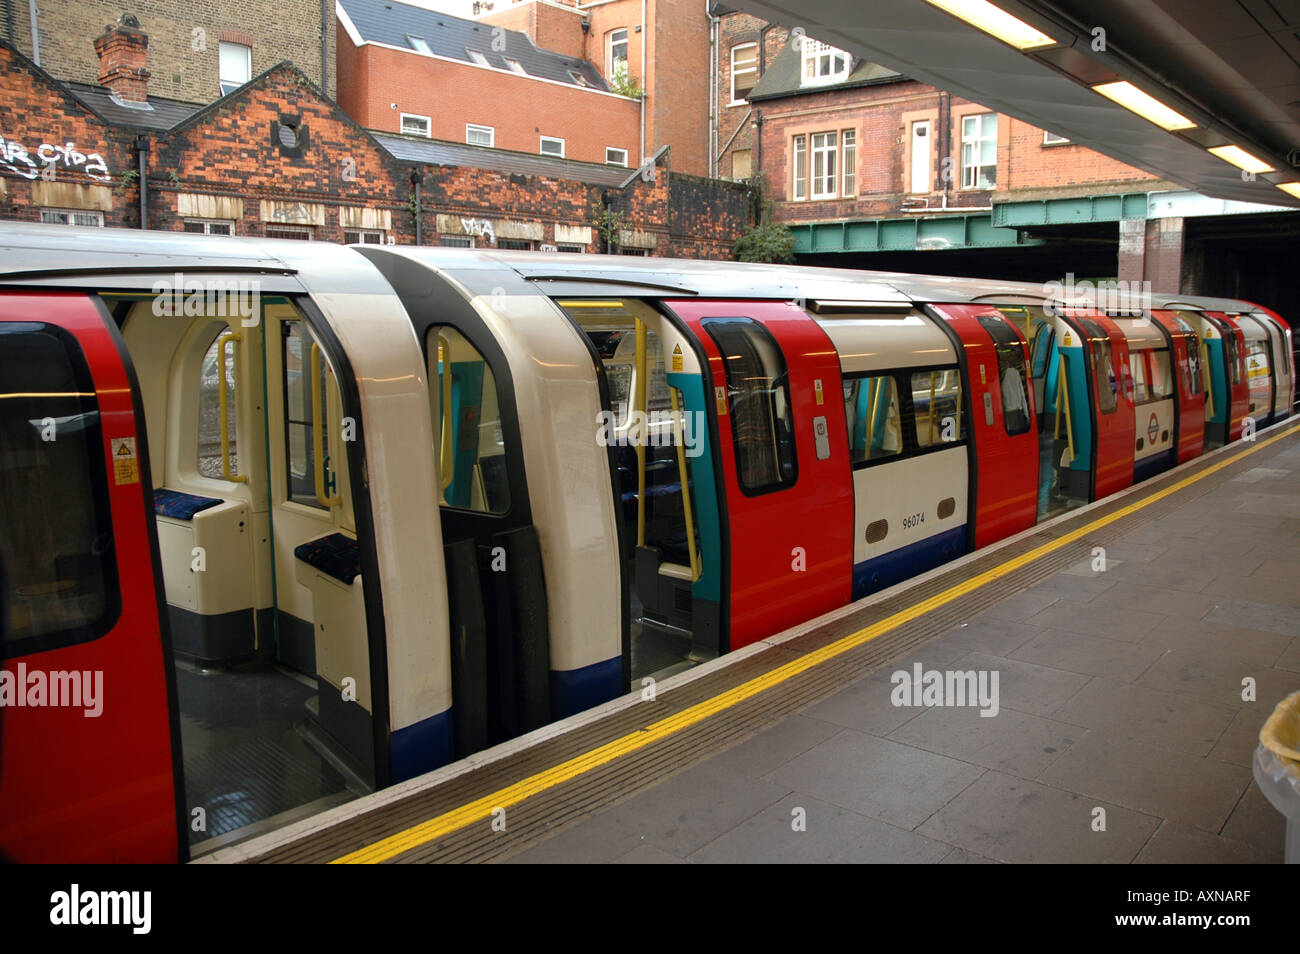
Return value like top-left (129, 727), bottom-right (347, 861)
top-left (713, 16), bottom-right (1299, 294)
top-left (0, 21), bottom-right (752, 258)
top-left (477, 0), bottom-right (713, 177)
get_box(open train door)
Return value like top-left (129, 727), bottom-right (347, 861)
top-left (665, 300), bottom-right (853, 651)
top-left (0, 290), bottom-right (184, 862)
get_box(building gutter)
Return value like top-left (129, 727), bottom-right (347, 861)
top-left (27, 0), bottom-right (39, 64)
top-left (321, 0), bottom-right (329, 95)
top-left (639, 0), bottom-right (646, 166)
top-left (135, 135), bottom-right (149, 229)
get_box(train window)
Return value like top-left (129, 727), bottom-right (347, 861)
top-left (197, 329), bottom-right (239, 479)
top-left (1224, 328), bottom-right (1242, 386)
top-left (282, 320), bottom-right (334, 509)
top-left (703, 318), bottom-right (797, 495)
top-left (1149, 350), bottom-right (1173, 399)
top-left (1076, 320), bottom-right (1119, 414)
top-left (910, 369), bottom-right (966, 447)
top-left (428, 326), bottom-right (510, 514)
top-left (0, 323), bottom-right (120, 657)
top-left (1129, 352), bottom-right (1150, 403)
top-left (977, 315), bottom-right (1032, 436)
top-left (843, 375), bottom-right (902, 464)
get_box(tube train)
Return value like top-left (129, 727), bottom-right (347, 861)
top-left (0, 222), bottom-right (1293, 862)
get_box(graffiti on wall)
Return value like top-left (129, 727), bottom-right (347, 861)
top-left (0, 132), bottom-right (112, 182)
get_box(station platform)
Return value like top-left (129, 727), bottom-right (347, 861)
top-left (202, 420), bottom-right (1300, 865)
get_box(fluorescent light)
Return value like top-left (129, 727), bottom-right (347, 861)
top-left (1091, 81), bottom-right (1196, 131)
top-left (1207, 145), bottom-right (1274, 174)
top-left (1277, 182), bottom-right (1300, 200)
top-left (922, 0), bottom-right (1055, 50)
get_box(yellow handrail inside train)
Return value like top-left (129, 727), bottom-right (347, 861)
top-left (217, 330), bottom-right (247, 483)
top-left (669, 386), bottom-right (701, 582)
top-left (437, 334), bottom-right (454, 500)
top-left (311, 340), bottom-right (342, 508)
top-left (634, 315), bottom-right (647, 548)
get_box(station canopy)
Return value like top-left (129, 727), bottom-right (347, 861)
top-left (731, 0), bottom-right (1300, 208)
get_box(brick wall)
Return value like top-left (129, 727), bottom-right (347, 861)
top-left (6, 0), bottom-right (335, 101)
top-left (337, 36), bottom-right (640, 166)
top-left (649, 0), bottom-right (709, 177)
top-left (0, 40), bottom-right (754, 256)
top-left (478, 1), bottom-right (587, 59)
top-left (1000, 116), bottom-right (1158, 195)
top-left (715, 13), bottom-right (786, 181)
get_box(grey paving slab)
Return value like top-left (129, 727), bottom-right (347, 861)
top-left (887, 703), bottom-right (1082, 779)
top-left (980, 588), bottom-right (1061, 623)
top-left (1088, 581), bottom-right (1219, 621)
top-left (763, 728), bottom-right (984, 830)
top-left (1218, 780), bottom-right (1288, 858)
top-left (1134, 649), bottom-right (1299, 711)
top-left (504, 814), bottom-right (649, 864)
top-left (1208, 708), bottom-right (1270, 768)
top-left (1052, 678), bottom-right (1237, 756)
top-left (1234, 490), bottom-right (1300, 518)
top-left (706, 714), bottom-right (843, 778)
top-left (1134, 821), bottom-right (1279, 864)
top-left (613, 845), bottom-right (689, 864)
top-left (1062, 556), bottom-right (1126, 577)
top-left (591, 761), bottom-right (792, 859)
top-left (1248, 559), bottom-right (1300, 583)
top-left (939, 847), bottom-right (999, 863)
top-left (932, 617), bottom-right (1044, 658)
top-left (1140, 617), bottom-right (1292, 667)
top-left (1011, 627), bottom-right (1165, 682)
top-left (1155, 531), bottom-right (1262, 558)
top-left (1204, 595), bottom-right (1300, 638)
top-left (1202, 573), bottom-right (1300, 607)
top-left (916, 771), bottom-right (1161, 863)
top-left (1037, 734), bottom-right (1248, 832)
top-left (688, 793), bottom-right (951, 864)
top-left (1025, 599), bottom-right (1165, 643)
top-left (948, 651), bottom-right (1091, 718)
top-left (798, 672), bottom-right (927, 737)
top-left (1122, 561), bottom-right (1221, 594)
top-left (1276, 638), bottom-right (1300, 673)
top-left (1024, 573), bottom-right (1120, 602)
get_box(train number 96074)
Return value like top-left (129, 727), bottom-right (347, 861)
top-left (902, 512), bottom-right (926, 530)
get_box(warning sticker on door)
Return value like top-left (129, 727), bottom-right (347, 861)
top-left (671, 343), bottom-right (684, 372)
top-left (814, 378), bottom-right (824, 405)
top-left (715, 385), bottom-right (728, 415)
top-left (111, 436), bottom-right (139, 486)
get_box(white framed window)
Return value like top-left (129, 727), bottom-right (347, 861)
top-left (183, 219), bottom-right (234, 235)
top-left (730, 43), bottom-right (758, 104)
top-left (504, 58), bottom-right (525, 75)
top-left (440, 235), bottom-right (473, 247)
top-left (344, 229), bottom-right (385, 244)
top-left (607, 28), bottom-right (629, 82)
top-left (556, 243), bottom-right (586, 253)
top-left (841, 129), bottom-right (856, 198)
top-left (606, 146), bottom-right (629, 166)
top-left (266, 224), bottom-right (313, 240)
top-left (540, 136), bottom-right (565, 157)
top-left (218, 42), bottom-right (252, 96)
top-left (407, 35), bottom-right (431, 54)
top-left (40, 208), bottom-right (104, 227)
top-left (467, 49), bottom-right (489, 67)
top-left (800, 39), bottom-right (849, 87)
top-left (467, 123), bottom-right (495, 147)
top-left (792, 134), bottom-right (807, 200)
top-left (497, 239), bottom-right (534, 250)
top-left (1043, 130), bottom-right (1070, 145)
top-left (401, 113), bottom-right (432, 137)
top-left (811, 130), bottom-right (837, 199)
top-left (961, 113), bottom-right (998, 189)
top-left (620, 247), bottom-right (649, 256)
top-left (568, 70), bottom-right (590, 87)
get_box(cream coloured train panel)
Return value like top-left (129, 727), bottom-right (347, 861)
top-left (817, 312), bottom-right (957, 376)
top-left (852, 446), bottom-right (968, 566)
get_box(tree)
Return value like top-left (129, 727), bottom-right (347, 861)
top-left (732, 222), bottom-right (796, 263)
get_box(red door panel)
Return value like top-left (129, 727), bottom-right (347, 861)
top-left (1066, 311), bottom-right (1134, 499)
top-left (930, 304), bottom-right (1038, 547)
top-left (666, 300), bottom-right (853, 651)
top-left (0, 291), bottom-right (182, 862)
top-left (1209, 312), bottom-right (1251, 441)
top-left (1149, 311), bottom-right (1205, 464)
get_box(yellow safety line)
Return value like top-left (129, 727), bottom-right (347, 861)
top-left (332, 423), bottom-right (1300, 863)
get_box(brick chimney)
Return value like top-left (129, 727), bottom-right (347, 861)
top-left (94, 15), bottom-right (151, 104)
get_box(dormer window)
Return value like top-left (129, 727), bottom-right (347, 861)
top-left (800, 38), bottom-right (850, 87)
top-left (505, 58), bottom-right (525, 74)
top-left (467, 49), bottom-right (489, 66)
top-left (407, 35), bottom-right (431, 54)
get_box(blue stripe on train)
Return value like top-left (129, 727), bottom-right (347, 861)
top-left (852, 525), bottom-right (968, 601)
top-left (550, 656), bottom-right (623, 720)
top-left (391, 708), bottom-right (454, 782)
top-left (1133, 447), bottom-right (1176, 484)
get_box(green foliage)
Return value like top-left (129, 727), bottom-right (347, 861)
top-left (609, 64), bottom-right (644, 100)
top-left (167, 170), bottom-right (181, 185)
top-left (590, 200), bottom-right (627, 251)
top-left (119, 168), bottom-right (139, 189)
top-left (732, 222), bottom-right (797, 264)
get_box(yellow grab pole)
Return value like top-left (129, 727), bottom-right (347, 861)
top-left (217, 331), bottom-right (247, 483)
top-left (437, 334), bottom-right (454, 500)
top-left (669, 387), bottom-right (700, 581)
top-left (311, 341), bottom-right (341, 508)
top-left (634, 316), bottom-right (647, 548)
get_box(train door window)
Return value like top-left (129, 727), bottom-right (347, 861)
top-left (1149, 349), bottom-right (1173, 399)
top-left (702, 318), bottom-right (797, 494)
top-left (1129, 352), bottom-right (1150, 403)
top-left (0, 323), bottom-right (119, 654)
top-left (197, 328), bottom-right (239, 479)
top-left (977, 315), bottom-right (1032, 435)
top-left (427, 326), bottom-right (510, 514)
top-left (1077, 319), bottom-right (1118, 413)
top-left (843, 375), bottom-right (902, 464)
top-left (282, 320), bottom-right (334, 509)
top-left (910, 369), bottom-right (966, 447)
top-left (1223, 327), bottom-right (1242, 386)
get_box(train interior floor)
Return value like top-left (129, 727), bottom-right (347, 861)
top-left (176, 662), bottom-right (358, 853)
top-left (507, 439), bottom-right (1300, 864)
